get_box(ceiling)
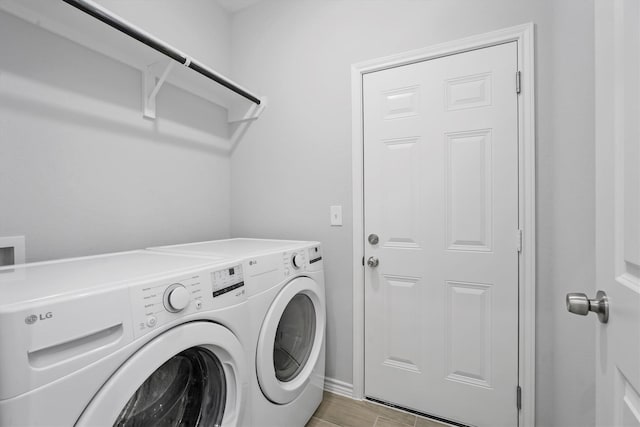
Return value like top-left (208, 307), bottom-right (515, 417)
top-left (216, 0), bottom-right (263, 13)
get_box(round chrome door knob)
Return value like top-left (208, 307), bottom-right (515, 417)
top-left (367, 257), bottom-right (379, 268)
top-left (566, 293), bottom-right (590, 315)
top-left (566, 290), bottom-right (609, 323)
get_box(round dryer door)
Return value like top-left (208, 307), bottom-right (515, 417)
top-left (77, 322), bottom-right (247, 427)
top-left (256, 276), bottom-right (325, 404)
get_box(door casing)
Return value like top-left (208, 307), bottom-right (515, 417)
top-left (350, 23), bottom-right (536, 427)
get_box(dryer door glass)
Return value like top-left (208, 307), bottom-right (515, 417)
top-left (114, 347), bottom-right (226, 427)
top-left (273, 293), bottom-right (316, 382)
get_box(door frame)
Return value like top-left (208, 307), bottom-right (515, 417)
top-left (350, 23), bottom-right (536, 427)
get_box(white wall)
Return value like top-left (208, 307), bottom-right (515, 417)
top-left (229, 1), bottom-right (595, 426)
top-left (0, 0), bottom-right (233, 262)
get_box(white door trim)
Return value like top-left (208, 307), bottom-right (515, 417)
top-left (351, 23), bottom-right (536, 427)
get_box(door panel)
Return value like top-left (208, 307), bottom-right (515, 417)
top-left (381, 274), bottom-right (423, 373)
top-left (445, 281), bottom-right (493, 388)
top-left (364, 42), bottom-right (519, 427)
top-left (595, 1), bottom-right (640, 426)
top-left (446, 129), bottom-right (493, 251)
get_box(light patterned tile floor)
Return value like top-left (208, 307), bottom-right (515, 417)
top-left (306, 392), bottom-right (453, 427)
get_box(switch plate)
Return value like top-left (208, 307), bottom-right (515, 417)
top-left (330, 205), bottom-right (343, 226)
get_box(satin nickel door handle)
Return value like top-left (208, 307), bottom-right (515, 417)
top-left (566, 290), bottom-right (609, 323)
top-left (367, 257), bottom-right (379, 268)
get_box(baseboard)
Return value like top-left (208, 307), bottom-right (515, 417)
top-left (323, 377), bottom-right (354, 398)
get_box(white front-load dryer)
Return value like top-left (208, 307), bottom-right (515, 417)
top-left (0, 250), bottom-right (251, 427)
top-left (149, 239), bottom-right (326, 427)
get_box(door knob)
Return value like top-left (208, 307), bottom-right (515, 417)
top-left (367, 257), bottom-right (379, 268)
top-left (566, 290), bottom-right (609, 323)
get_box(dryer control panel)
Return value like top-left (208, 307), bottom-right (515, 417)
top-left (242, 243), bottom-right (323, 297)
top-left (284, 245), bottom-right (323, 277)
top-left (130, 263), bottom-right (245, 338)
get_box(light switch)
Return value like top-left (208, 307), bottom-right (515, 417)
top-left (330, 205), bottom-right (342, 226)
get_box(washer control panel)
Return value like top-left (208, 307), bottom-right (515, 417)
top-left (212, 266), bottom-right (245, 298)
top-left (131, 263), bottom-right (245, 338)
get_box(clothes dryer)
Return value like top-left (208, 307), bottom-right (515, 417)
top-left (0, 250), bottom-right (251, 427)
top-left (150, 239), bottom-right (326, 427)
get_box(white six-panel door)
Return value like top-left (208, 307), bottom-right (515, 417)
top-left (595, 1), bottom-right (640, 425)
top-left (363, 42), bottom-right (519, 427)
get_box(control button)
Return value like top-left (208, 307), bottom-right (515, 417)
top-left (292, 254), bottom-right (302, 269)
top-left (146, 316), bottom-right (157, 327)
top-left (195, 300), bottom-right (203, 310)
top-left (164, 284), bottom-right (190, 312)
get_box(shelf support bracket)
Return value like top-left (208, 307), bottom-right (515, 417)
top-left (143, 60), bottom-right (175, 119)
top-left (228, 97), bottom-right (267, 124)
top-left (230, 97), bottom-right (267, 150)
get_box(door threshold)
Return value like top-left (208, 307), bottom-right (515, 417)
top-left (365, 396), bottom-right (473, 427)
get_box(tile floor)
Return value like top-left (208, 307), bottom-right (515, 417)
top-left (306, 392), bottom-right (452, 427)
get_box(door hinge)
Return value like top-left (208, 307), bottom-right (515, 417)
top-left (516, 385), bottom-right (522, 410)
top-left (516, 71), bottom-right (522, 94)
top-left (516, 229), bottom-right (523, 253)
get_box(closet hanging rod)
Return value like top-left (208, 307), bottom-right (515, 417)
top-left (61, 0), bottom-right (262, 105)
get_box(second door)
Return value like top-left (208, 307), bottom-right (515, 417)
top-left (363, 42), bottom-right (520, 427)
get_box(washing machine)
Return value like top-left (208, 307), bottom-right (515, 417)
top-left (150, 239), bottom-right (326, 427)
top-left (0, 250), bottom-right (251, 426)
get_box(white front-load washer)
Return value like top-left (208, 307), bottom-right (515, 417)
top-left (149, 239), bottom-right (326, 427)
top-left (0, 250), bottom-right (251, 427)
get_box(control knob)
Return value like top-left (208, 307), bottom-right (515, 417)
top-left (291, 253), bottom-right (303, 269)
top-left (164, 284), bottom-right (190, 312)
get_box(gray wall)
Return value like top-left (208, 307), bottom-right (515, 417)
top-left (0, 0), bottom-right (233, 262)
top-left (229, 1), bottom-right (595, 426)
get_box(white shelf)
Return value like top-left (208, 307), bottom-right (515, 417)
top-left (0, 0), bottom-right (264, 121)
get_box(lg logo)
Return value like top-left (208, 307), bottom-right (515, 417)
top-left (24, 312), bottom-right (53, 325)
